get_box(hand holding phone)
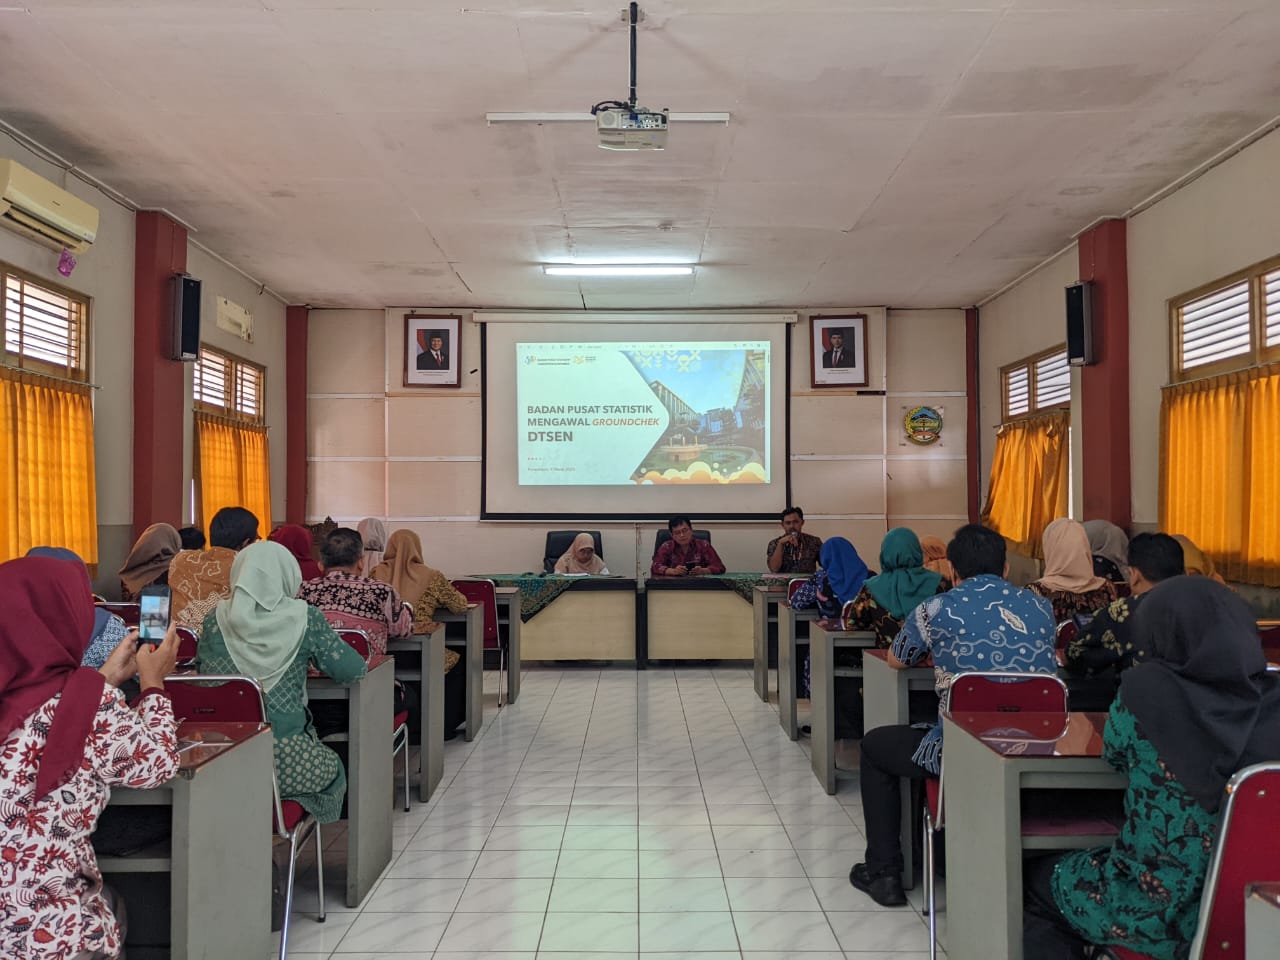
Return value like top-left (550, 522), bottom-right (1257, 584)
top-left (138, 585), bottom-right (172, 645)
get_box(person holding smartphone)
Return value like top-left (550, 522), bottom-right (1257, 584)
top-left (0, 555), bottom-right (182, 960)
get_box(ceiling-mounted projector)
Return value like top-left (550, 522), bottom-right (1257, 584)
top-left (595, 106), bottom-right (669, 151)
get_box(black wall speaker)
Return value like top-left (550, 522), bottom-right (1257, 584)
top-left (170, 273), bottom-right (202, 361)
top-left (1065, 280), bottom-right (1095, 366)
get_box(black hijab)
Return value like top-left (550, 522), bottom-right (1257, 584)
top-left (1119, 576), bottom-right (1280, 812)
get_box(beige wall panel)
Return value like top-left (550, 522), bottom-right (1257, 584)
top-left (308, 398), bottom-right (385, 458)
top-left (308, 460), bottom-right (385, 520)
top-left (387, 460), bottom-right (481, 517)
top-left (886, 309), bottom-right (967, 393)
top-left (800, 519), bottom-right (889, 561)
top-left (885, 458), bottom-right (968, 518)
top-left (789, 396), bottom-right (885, 455)
top-left (791, 459), bottom-right (885, 516)
top-left (521, 592), bottom-right (636, 661)
top-left (1127, 127), bottom-right (1280, 524)
top-left (648, 591), bottom-right (753, 659)
top-left (387, 395), bottom-right (482, 458)
top-left (308, 309), bottom-right (386, 392)
top-left (887, 517), bottom-right (966, 545)
top-left (375, 521), bottom-right (551, 576)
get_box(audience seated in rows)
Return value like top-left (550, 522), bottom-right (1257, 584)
top-left (117, 522), bottom-right (181, 602)
top-left (29, 545), bottom-right (128, 670)
top-left (554, 532), bottom-right (610, 574)
top-left (299, 527), bottom-right (413, 656)
top-left (650, 516), bottom-right (725, 576)
top-left (790, 536), bottom-right (871, 626)
top-left (357, 516), bottom-right (387, 570)
top-left (0, 556), bottom-right (181, 960)
top-left (1083, 518), bottom-right (1130, 583)
top-left (268, 523), bottom-right (322, 580)
top-left (170, 506), bottom-right (260, 630)
top-left (1062, 532), bottom-right (1185, 679)
top-left (195, 541), bottom-right (366, 825)
top-left (178, 525), bottom-right (205, 551)
top-left (851, 523), bottom-right (1058, 908)
top-left (1023, 576), bottom-right (1280, 959)
top-left (1028, 518), bottom-right (1119, 621)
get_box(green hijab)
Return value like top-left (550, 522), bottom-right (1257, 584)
top-left (864, 528), bottom-right (943, 620)
top-left (214, 541), bottom-right (309, 693)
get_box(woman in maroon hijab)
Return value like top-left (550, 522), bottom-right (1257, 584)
top-left (0, 556), bottom-right (182, 960)
top-left (268, 524), bottom-right (322, 581)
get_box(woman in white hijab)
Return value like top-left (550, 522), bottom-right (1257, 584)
top-left (1083, 519), bottom-right (1129, 583)
top-left (195, 540), bottom-right (366, 824)
top-left (357, 517), bottom-right (388, 572)
top-left (554, 533), bottom-right (609, 575)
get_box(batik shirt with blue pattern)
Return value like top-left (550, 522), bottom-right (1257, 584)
top-left (890, 573), bottom-right (1057, 774)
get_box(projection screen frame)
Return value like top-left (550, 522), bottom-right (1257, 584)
top-left (479, 314), bottom-right (794, 521)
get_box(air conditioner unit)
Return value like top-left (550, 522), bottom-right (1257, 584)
top-left (0, 158), bottom-right (100, 253)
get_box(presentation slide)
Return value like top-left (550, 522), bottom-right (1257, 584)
top-left (517, 340), bottom-right (770, 487)
top-left (481, 314), bottom-right (792, 519)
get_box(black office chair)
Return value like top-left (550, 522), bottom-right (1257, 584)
top-left (543, 530), bottom-right (604, 573)
top-left (653, 529), bottom-right (712, 556)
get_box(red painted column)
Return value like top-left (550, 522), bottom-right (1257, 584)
top-left (1077, 218), bottom-right (1131, 529)
top-left (285, 305), bottom-right (309, 524)
top-left (132, 211), bottom-right (187, 540)
top-left (965, 306), bottom-right (981, 523)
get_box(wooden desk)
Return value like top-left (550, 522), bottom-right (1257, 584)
top-left (807, 624), bottom-right (878, 794)
top-left (101, 722), bottom-right (273, 960)
top-left (494, 585), bottom-right (521, 702)
top-left (776, 601), bottom-right (818, 739)
top-left (644, 576), bottom-right (754, 661)
top-left (863, 649), bottom-right (937, 889)
top-left (385, 631), bottom-right (447, 802)
top-left (307, 657), bottom-right (394, 906)
top-left (518, 578), bottom-right (639, 661)
top-left (942, 711), bottom-right (1125, 960)
top-left (437, 603), bottom-right (484, 740)
top-left (752, 582), bottom-right (791, 701)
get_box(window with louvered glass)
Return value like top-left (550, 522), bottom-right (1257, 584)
top-left (1035, 350), bottom-right (1071, 408)
top-left (194, 345), bottom-right (264, 423)
top-left (2, 270), bottom-right (89, 380)
top-left (1178, 280), bottom-right (1251, 371)
top-left (1004, 365), bottom-right (1030, 418)
top-left (1264, 268), bottom-right (1280, 349)
top-left (1002, 345), bottom-right (1070, 421)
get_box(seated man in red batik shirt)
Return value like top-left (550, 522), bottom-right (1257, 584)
top-left (651, 516), bottom-right (726, 577)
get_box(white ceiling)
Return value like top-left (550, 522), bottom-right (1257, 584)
top-left (2, 1), bottom-right (1278, 309)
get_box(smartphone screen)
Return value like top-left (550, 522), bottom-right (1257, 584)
top-left (138, 586), bottom-right (171, 643)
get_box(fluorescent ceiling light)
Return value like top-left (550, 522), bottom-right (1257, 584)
top-left (543, 264), bottom-right (695, 277)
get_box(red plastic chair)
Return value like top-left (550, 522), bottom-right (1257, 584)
top-left (787, 577), bottom-right (807, 603)
top-left (164, 674), bottom-right (325, 960)
top-left (452, 579), bottom-right (505, 706)
top-left (1257, 620), bottom-right (1280, 658)
top-left (174, 626), bottom-right (199, 664)
top-left (96, 601), bottom-right (139, 627)
top-left (1055, 619), bottom-right (1078, 651)
top-left (334, 629), bottom-right (411, 812)
top-left (1104, 762), bottom-right (1280, 960)
top-left (923, 671), bottom-right (1072, 960)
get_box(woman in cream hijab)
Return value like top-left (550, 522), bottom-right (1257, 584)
top-left (195, 541), bottom-right (366, 823)
top-left (1029, 518), bottom-right (1118, 622)
top-left (357, 517), bottom-right (388, 572)
top-left (1173, 535), bottom-right (1227, 584)
top-left (554, 533), bottom-right (609, 575)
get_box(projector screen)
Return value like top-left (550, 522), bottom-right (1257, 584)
top-left (481, 314), bottom-right (793, 519)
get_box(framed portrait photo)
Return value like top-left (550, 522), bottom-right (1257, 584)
top-left (810, 313), bottom-right (868, 388)
top-left (404, 313), bottom-right (462, 388)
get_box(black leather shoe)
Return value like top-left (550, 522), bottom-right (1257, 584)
top-left (849, 862), bottom-right (907, 907)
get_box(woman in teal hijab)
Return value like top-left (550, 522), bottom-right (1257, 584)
top-left (864, 528), bottom-right (944, 623)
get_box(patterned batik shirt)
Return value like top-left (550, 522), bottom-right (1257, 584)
top-left (650, 539), bottom-right (726, 577)
top-left (0, 688), bottom-right (179, 960)
top-left (765, 533), bottom-right (823, 574)
top-left (297, 570), bottom-right (414, 657)
top-left (1063, 594), bottom-right (1149, 677)
top-left (891, 573), bottom-right (1057, 774)
top-left (1051, 701), bottom-right (1217, 960)
top-left (168, 546), bottom-right (238, 631)
top-left (1028, 581), bottom-right (1118, 624)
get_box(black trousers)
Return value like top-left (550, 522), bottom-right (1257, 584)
top-left (1023, 852), bottom-right (1091, 960)
top-left (859, 724), bottom-right (928, 875)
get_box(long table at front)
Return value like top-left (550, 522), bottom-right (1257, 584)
top-left (306, 656), bottom-right (394, 906)
top-left (942, 710), bottom-right (1125, 960)
top-left (101, 721), bottom-right (274, 959)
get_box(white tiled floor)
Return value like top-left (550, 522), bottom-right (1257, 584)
top-left (279, 666), bottom-right (944, 958)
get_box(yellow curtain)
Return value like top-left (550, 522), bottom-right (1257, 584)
top-left (0, 367), bottom-right (98, 563)
top-left (980, 409), bottom-right (1069, 559)
top-left (1161, 363), bottom-right (1280, 585)
top-left (194, 412), bottom-right (272, 534)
